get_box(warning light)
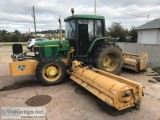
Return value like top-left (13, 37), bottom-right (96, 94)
top-left (71, 8), bottom-right (74, 16)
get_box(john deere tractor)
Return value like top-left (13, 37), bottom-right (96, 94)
top-left (10, 11), bottom-right (144, 111)
top-left (10, 11), bottom-right (123, 85)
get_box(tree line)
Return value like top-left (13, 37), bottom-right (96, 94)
top-left (0, 30), bottom-right (30, 42)
top-left (0, 22), bottom-right (138, 42)
top-left (106, 22), bottom-right (138, 43)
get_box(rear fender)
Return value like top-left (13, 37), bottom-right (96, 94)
top-left (87, 37), bottom-right (111, 55)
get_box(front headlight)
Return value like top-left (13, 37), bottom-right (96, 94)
top-left (123, 90), bottom-right (131, 97)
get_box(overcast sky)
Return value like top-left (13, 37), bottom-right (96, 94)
top-left (0, 0), bottom-right (160, 33)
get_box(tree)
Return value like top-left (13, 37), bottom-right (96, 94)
top-left (11, 35), bottom-right (19, 42)
top-left (2, 30), bottom-right (7, 35)
top-left (104, 28), bottom-right (108, 36)
top-left (0, 35), bottom-right (3, 42)
top-left (107, 22), bottom-right (128, 42)
top-left (130, 27), bottom-right (138, 43)
top-left (14, 30), bottom-right (21, 35)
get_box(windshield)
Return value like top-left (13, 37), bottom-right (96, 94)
top-left (65, 20), bottom-right (76, 39)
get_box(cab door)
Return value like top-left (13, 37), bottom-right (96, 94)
top-left (78, 19), bottom-right (94, 55)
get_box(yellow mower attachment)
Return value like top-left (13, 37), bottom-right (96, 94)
top-left (123, 52), bottom-right (149, 72)
top-left (9, 60), bottom-right (38, 77)
top-left (70, 61), bottom-right (143, 111)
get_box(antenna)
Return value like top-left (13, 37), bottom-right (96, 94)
top-left (147, 14), bottom-right (149, 23)
top-left (94, 0), bottom-right (96, 15)
top-left (33, 6), bottom-right (37, 37)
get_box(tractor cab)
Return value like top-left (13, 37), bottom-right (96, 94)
top-left (64, 15), bottom-right (105, 56)
top-left (31, 10), bottom-right (123, 75)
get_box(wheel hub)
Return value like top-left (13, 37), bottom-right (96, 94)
top-left (46, 66), bottom-right (58, 77)
top-left (102, 54), bottom-right (119, 72)
top-left (103, 55), bottom-right (113, 68)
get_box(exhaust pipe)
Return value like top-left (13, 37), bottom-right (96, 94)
top-left (58, 16), bottom-right (63, 47)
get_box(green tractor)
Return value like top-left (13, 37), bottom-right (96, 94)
top-left (11, 11), bottom-right (123, 85)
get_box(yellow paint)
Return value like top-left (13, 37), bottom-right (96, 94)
top-left (42, 64), bottom-right (61, 82)
top-left (103, 55), bottom-right (118, 72)
top-left (123, 52), bottom-right (149, 71)
top-left (9, 60), bottom-right (38, 77)
top-left (45, 66), bottom-right (58, 77)
top-left (103, 55), bottom-right (112, 68)
top-left (62, 59), bottom-right (68, 65)
top-left (70, 61), bottom-right (143, 111)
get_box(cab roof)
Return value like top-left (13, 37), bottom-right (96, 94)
top-left (64, 14), bottom-right (105, 21)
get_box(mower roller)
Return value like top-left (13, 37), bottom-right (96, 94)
top-left (70, 61), bottom-right (143, 110)
top-left (123, 52), bottom-right (148, 72)
top-left (9, 58), bottom-right (143, 111)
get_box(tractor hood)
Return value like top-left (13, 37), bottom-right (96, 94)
top-left (35, 40), bottom-right (70, 47)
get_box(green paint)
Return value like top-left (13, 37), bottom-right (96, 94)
top-left (87, 37), bottom-right (111, 54)
top-left (35, 40), bottom-right (69, 46)
top-left (34, 40), bottom-right (70, 59)
top-left (64, 15), bottom-right (105, 21)
top-left (34, 14), bottom-right (110, 60)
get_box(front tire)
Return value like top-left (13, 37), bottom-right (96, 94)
top-left (35, 58), bottom-right (66, 85)
top-left (94, 44), bottom-right (123, 75)
top-left (30, 46), bottom-right (34, 52)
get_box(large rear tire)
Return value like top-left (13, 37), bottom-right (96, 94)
top-left (35, 58), bottom-right (66, 85)
top-left (94, 44), bottom-right (123, 75)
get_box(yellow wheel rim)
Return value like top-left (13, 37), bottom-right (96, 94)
top-left (42, 64), bottom-right (61, 82)
top-left (46, 66), bottom-right (58, 77)
top-left (103, 54), bottom-right (118, 72)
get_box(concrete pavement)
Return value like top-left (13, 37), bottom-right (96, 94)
top-left (0, 79), bottom-right (160, 120)
top-left (0, 46), bottom-right (160, 120)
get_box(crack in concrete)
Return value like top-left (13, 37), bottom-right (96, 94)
top-left (1, 95), bottom-right (26, 100)
top-left (144, 92), bottom-right (160, 101)
top-left (141, 107), bottom-right (159, 118)
top-left (33, 86), bottom-right (38, 96)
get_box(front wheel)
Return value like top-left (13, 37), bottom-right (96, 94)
top-left (35, 58), bottom-right (66, 85)
top-left (30, 46), bottom-right (34, 52)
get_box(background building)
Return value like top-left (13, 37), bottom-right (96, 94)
top-left (137, 19), bottom-right (160, 44)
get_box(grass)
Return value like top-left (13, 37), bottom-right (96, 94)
top-left (0, 42), bottom-right (27, 46)
top-left (152, 67), bottom-right (160, 75)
